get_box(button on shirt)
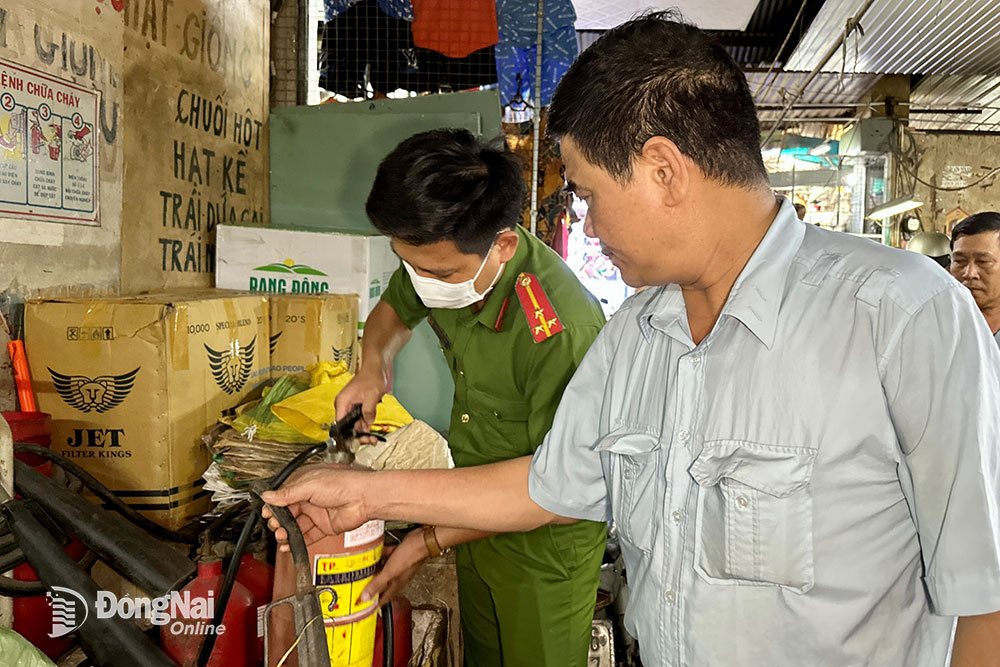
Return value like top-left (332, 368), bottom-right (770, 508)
top-left (529, 199), bottom-right (1000, 667)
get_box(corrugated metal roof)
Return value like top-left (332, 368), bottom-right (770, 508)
top-left (573, 0), bottom-right (757, 31)
top-left (748, 70), bottom-right (881, 120)
top-left (784, 0), bottom-right (1000, 75)
top-left (710, 0), bottom-right (826, 67)
top-left (910, 74), bottom-right (1000, 131)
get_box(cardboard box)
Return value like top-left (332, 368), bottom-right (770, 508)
top-left (215, 225), bottom-right (399, 328)
top-left (269, 294), bottom-right (359, 376)
top-left (24, 292), bottom-right (270, 530)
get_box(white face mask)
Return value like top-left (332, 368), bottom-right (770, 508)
top-left (402, 244), bottom-right (504, 309)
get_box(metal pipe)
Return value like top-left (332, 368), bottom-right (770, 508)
top-left (760, 0), bottom-right (878, 148)
top-left (529, 0), bottom-right (544, 237)
top-left (297, 0), bottom-right (310, 105)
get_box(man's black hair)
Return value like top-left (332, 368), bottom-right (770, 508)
top-left (950, 211), bottom-right (1000, 250)
top-left (366, 129), bottom-right (525, 257)
top-left (548, 11), bottom-right (768, 188)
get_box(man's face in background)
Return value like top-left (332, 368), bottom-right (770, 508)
top-left (950, 230), bottom-right (1000, 312)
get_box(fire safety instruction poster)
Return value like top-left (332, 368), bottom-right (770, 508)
top-left (0, 58), bottom-right (99, 226)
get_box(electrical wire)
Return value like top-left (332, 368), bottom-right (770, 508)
top-left (753, 0), bottom-right (810, 101)
top-left (889, 119), bottom-right (1000, 193)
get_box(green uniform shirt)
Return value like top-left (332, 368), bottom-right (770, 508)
top-left (381, 226), bottom-right (607, 667)
top-left (381, 226), bottom-right (606, 467)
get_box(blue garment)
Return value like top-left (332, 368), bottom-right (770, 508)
top-left (495, 0), bottom-right (576, 47)
top-left (529, 198), bottom-right (1000, 667)
top-left (496, 25), bottom-right (575, 107)
top-left (495, 0), bottom-right (577, 107)
top-left (378, 0), bottom-right (413, 21)
top-left (324, 0), bottom-right (358, 21)
top-left (325, 0), bottom-right (413, 21)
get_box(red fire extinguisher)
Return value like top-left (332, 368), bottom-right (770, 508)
top-left (160, 559), bottom-right (255, 667)
top-left (236, 552), bottom-right (274, 666)
top-left (373, 596), bottom-right (413, 667)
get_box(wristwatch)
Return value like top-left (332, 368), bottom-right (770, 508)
top-left (422, 525), bottom-right (452, 557)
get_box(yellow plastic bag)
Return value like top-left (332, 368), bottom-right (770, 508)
top-left (272, 362), bottom-right (413, 442)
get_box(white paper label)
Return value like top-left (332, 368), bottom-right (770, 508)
top-left (257, 604), bottom-right (265, 638)
top-left (343, 519), bottom-right (384, 548)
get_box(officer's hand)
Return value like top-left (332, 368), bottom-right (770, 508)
top-left (358, 528), bottom-right (427, 606)
top-left (335, 369), bottom-right (388, 445)
top-left (261, 464), bottom-right (373, 551)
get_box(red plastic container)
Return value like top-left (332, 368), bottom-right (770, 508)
top-left (160, 559), bottom-right (255, 667)
top-left (236, 553), bottom-right (274, 666)
top-left (372, 597), bottom-right (413, 667)
top-left (3, 411), bottom-right (52, 467)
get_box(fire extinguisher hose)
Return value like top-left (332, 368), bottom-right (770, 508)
top-left (198, 406), bottom-right (371, 666)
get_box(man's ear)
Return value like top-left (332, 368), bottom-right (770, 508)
top-left (641, 136), bottom-right (689, 207)
top-left (495, 229), bottom-right (520, 262)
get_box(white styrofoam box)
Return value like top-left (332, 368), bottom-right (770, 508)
top-left (215, 225), bottom-right (399, 325)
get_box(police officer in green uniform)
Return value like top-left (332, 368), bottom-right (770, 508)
top-left (334, 128), bottom-right (607, 667)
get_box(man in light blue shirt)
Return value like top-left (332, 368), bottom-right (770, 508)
top-left (264, 12), bottom-right (1000, 667)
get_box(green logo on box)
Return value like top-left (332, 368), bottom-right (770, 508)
top-left (249, 259), bottom-right (330, 293)
top-left (253, 259), bottom-right (327, 276)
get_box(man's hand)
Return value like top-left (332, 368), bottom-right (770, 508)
top-left (951, 610), bottom-right (1000, 666)
top-left (358, 528), bottom-right (428, 606)
top-left (335, 369), bottom-right (388, 444)
top-left (260, 464), bottom-right (373, 551)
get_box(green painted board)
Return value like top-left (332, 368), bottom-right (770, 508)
top-left (270, 90), bottom-right (502, 235)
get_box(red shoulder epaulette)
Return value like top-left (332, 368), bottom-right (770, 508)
top-left (514, 273), bottom-right (564, 343)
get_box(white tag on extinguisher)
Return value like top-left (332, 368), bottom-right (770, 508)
top-left (257, 604), bottom-right (265, 638)
top-left (344, 519), bottom-right (384, 548)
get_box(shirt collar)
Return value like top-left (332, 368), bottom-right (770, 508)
top-left (722, 197), bottom-right (805, 349)
top-left (639, 197), bottom-right (805, 349)
top-left (475, 226), bottom-right (530, 330)
top-left (640, 285), bottom-right (687, 343)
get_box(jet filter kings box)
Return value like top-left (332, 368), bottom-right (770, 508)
top-left (24, 291), bottom-right (270, 530)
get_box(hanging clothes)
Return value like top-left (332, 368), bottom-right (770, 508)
top-left (411, 0), bottom-right (499, 59)
top-left (319, 0), bottom-right (497, 97)
top-left (494, 0), bottom-right (578, 108)
top-left (326, 0), bottom-right (414, 21)
top-left (379, 0), bottom-right (414, 20)
top-left (495, 0), bottom-right (576, 47)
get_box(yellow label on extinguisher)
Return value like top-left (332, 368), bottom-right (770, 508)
top-left (324, 613), bottom-right (377, 667)
top-left (314, 544), bottom-right (383, 667)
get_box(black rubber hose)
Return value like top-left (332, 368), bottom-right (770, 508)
top-left (198, 407), bottom-right (364, 666)
top-left (0, 531), bottom-right (16, 555)
top-left (197, 499), bottom-right (250, 543)
top-left (383, 600), bottom-right (394, 667)
top-left (196, 508), bottom-right (260, 667)
top-left (0, 547), bottom-right (26, 572)
top-left (269, 442), bottom-right (327, 489)
top-left (195, 436), bottom-right (328, 666)
top-left (0, 549), bottom-right (100, 596)
top-left (14, 443), bottom-right (197, 544)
